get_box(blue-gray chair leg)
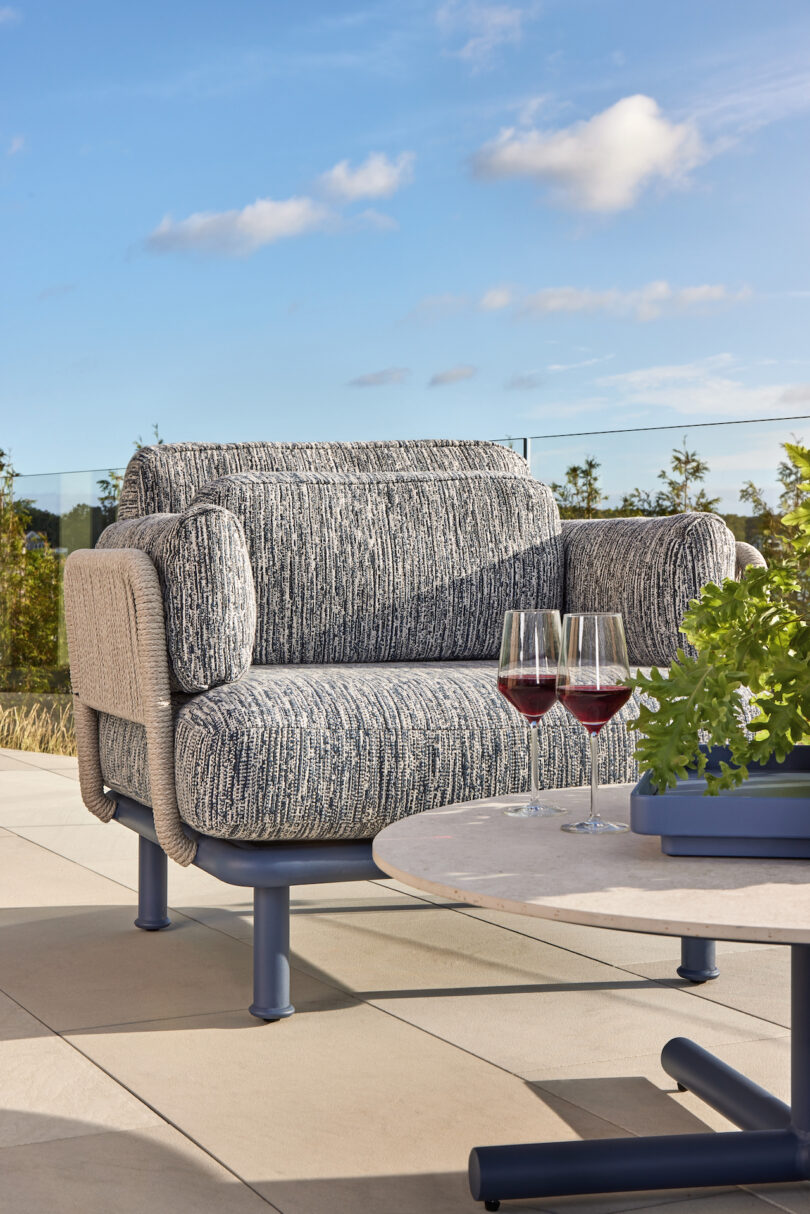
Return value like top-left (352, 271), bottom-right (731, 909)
top-left (678, 937), bottom-right (719, 983)
top-left (250, 885), bottom-right (295, 1021)
top-left (134, 835), bottom-right (171, 931)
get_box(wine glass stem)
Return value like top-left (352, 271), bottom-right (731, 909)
top-left (589, 732), bottom-right (600, 824)
top-left (530, 721), bottom-right (540, 805)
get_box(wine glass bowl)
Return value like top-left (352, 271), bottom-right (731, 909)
top-left (497, 609), bottom-right (564, 817)
top-left (557, 613), bottom-right (632, 834)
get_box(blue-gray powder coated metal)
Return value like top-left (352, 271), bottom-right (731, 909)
top-left (631, 745), bottom-right (810, 857)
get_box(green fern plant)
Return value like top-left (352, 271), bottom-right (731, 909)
top-left (632, 442), bottom-right (810, 794)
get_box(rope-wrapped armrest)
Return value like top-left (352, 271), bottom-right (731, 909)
top-left (64, 547), bottom-right (196, 865)
top-left (561, 513), bottom-right (736, 667)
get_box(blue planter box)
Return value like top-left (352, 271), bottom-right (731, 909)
top-left (631, 745), bottom-right (810, 857)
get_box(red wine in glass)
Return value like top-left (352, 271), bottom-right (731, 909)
top-left (557, 685), bottom-right (632, 734)
top-left (497, 673), bottom-right (557, 722)
top-left (497, 610), bottom-right (563, 818)
top-left (557, 613), bottom-right (632, 834)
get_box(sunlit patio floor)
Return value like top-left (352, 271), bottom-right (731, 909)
top-left (0, 747), bottom-right (802, 1214)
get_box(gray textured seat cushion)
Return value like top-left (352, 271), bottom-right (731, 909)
top-left (191, 470), bottom-right (562, 664)
top-left (96, 505), bottom-right (256, 693)
top-left (118, 438), bottom-right (530, 518)
top-left (562, 513), bottom-right (736, 666)
top-left (98, 662), bottom-right (644, 842)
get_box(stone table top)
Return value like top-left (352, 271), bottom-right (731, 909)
top-left (373, 785), bottom-right (810, 945)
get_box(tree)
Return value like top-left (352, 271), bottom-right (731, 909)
top-left (740, 437), bottom-right (806, 564)
top-left (551, 456), bottom-right (606, 518)
top-left (0, 450), bottom-right (63, 690)
top-left (656, 439), bottom-right (720, 513)
top-left (619, 439), bottom-right (719, 516)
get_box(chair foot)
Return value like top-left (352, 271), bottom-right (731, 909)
top-left (249, 1001), bottom-right (296, 1022)
top-left (252, 885), bottom-right (294, 1020)
top-left (135, 836), bottom-right (171, 931)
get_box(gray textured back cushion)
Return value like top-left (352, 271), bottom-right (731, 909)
top-left (119, 439), bottom-right (530, 518)
top-left (97, 504), bottom-right (256, 693)
top-left (562, 513), bottom-right (736, 666)
top-left (191, 470), bottom-right (562, 664)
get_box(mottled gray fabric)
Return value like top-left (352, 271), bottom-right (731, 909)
top-left (119, 439), bottom-right (530, 519)
top-left (96, 505), bottom-right (256, 693)
top-left (191, 470), bottom-right (562, 665)
top-left (735, 541), bottom-right (767, 579)
top-left (562, 513), bottom-right (736, 667)
top-left (98, 661), bottom-right (644, 842)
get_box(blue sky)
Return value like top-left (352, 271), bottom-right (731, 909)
top-left (2, 1), bottom-right (809, 509)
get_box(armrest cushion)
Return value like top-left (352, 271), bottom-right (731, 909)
top-left (97, 504), bottom-right (256, 693)
top-left (562, 513), bottom-right (736, 666)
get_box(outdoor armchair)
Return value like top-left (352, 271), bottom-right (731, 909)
top-left (64, 439), bottom-right (758, 1018)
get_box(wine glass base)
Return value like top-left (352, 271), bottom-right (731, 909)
top-left (561, 819), bottom-right (629, 834)
top-left (505, 803), bottom-right (567, 818)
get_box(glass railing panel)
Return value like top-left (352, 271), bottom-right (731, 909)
top-left (1, 467), bottom-right (124, 699)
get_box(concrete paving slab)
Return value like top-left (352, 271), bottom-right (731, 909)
top-left (0, 1124), bottom-right (273, 1213)
top-left (0, 990), bottom-right (159, 1149)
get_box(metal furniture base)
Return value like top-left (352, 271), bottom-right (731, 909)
top-left (470, 942), bottom-right (810, 1210)
top-left (116, 797), bottom-right (719, 1022)
top-left (115, 796), bottom-right (386, 1021)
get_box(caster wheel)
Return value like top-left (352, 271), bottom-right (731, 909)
top-left (485, 1202), bottom-right (501, 1211)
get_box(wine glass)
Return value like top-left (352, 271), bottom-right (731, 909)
top-left (497, 609), bottom-right (565, 818)
top-left (557, 613), bottom-right (632, 834)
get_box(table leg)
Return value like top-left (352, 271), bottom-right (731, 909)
top-left (469, 942), bottom-right (809, 1210)
top-left (678, 937), bottom-right (719, 982)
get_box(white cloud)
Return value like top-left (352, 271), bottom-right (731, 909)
top-left (428, 365), bottom-right (477, 386)
top-left (7, 134), bottom-right (23, 155)
top-left (0, 6), bottom-right (21, 25)
top-left (147, 195), bottom-right (330, 255)
top-left (598, 355), bottom-right (810, 417)
top-left (505, 372), bottom-right (543, 390)
top-left (547, 354), bottom-right (614, 372)
top-left (780, 384), bottom-right (810, 404)
top-left (520, 281), bottom-right (750, 322)
top-left (472, 94), bottom-right (706, 211)
top-left (319, 151), bottom-right (414, 202)
top-left (348, 367), bottom-right (410, 387)
top-left (479, 286), bottom-right (512, 310)
top-left (437, 2), bottom-right (533, 68)
top-left (355, 208), bottom-right (399, 231)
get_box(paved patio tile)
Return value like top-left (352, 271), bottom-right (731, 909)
top-left (0, 1125), bottom-right (274, 1213)
top-left (0, 831), bottom-right (344, 1030)
top-left (0, 754), bottom-right (40, 772)
top-left (67, 1002), bottom-right (645, 1214)
top-left (263, 898), bottom-right (788, 1074)
top-left (0, 989), bottom-right (159, 1149)
top-left (523, 1034), bottom-right (791, 1135)
top-left (630, 949), bottom-right (791, 1030)
top-left (0, 770), bottom-right (90, 825)
top-left (0, 748), bottom-right (79, 773)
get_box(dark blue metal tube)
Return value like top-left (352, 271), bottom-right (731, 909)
top-left (134, 835), bottom-right (171, 931)
top-left (792, 945), bottom-right (810, 1134)
top-left (661, 1037), bottom-right (790, 1130)
top-left (678, 937), bottom-right (719, 983)
top-left (249, 885), bottom-right (295, 1021)
top-left (469, 1130), bottom-right (801, 1203)
top-left (114, 796), bottom-right (385, 888)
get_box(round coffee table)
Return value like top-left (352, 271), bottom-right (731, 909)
top-left (373, 786), bottom-right (810, 1210)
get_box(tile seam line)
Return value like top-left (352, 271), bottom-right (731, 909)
top-left (0, 986), bottom-right (283, 1211)
top-left (369, 881), bottom-right (793, 1033)
top-left (0, 763), bottom-right (80, 783)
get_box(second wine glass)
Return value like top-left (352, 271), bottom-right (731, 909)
top-left (557, 612), bottom-right (632, 834)
top-left (497, 609), bottom-right (564, 818)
